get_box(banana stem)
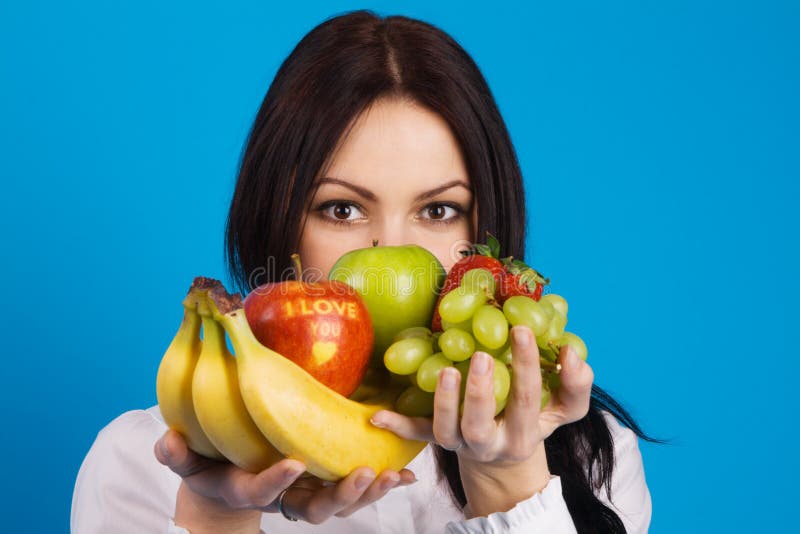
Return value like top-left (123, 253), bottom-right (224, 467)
top-left (175, 305), bottom-right (202, 343)
top-left (200, 313), bottom-right (228, 354)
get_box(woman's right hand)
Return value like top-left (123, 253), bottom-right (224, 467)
top-left (154, 429), bottom-right (416, 527)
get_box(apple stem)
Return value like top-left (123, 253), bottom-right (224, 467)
top-left (290, 253), bottom-right (303, 281)
top-left (372, 239), bottom-right (379, 247)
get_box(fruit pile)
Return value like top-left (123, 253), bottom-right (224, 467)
top-left (384, 235), bottom-right (587, 417)
top-left (155, 239), bottom-right (587, 482)
top-left (156, 245), bottom-right (444, 482)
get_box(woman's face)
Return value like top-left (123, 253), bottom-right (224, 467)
top-left (298, 97), bottom-right (477, 280)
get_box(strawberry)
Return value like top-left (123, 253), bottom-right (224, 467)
top-left (496, 257), bottom-right (548, 305)
top-left (431, 235), bottom-right (504, 332)
top-left (431, 234), bottom-right (550, 331)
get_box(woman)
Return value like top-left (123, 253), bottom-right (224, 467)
top-left (72, 10), bottom-right (654, 533)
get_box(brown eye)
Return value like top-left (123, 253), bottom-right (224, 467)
top-left (428, 204), bottom-right (446, 219)
top-left (318, 201), bottom-right (365, 225)
top-left (419, 203), bottom-right (461, 224)
top-left (333, 203), bottom-right (351, 219)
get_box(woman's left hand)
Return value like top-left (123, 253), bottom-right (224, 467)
top-left (369, 325), bottom-right (594, 516)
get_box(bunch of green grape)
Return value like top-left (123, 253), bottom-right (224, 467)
top-left (383, 268), bottom-right (587, 417)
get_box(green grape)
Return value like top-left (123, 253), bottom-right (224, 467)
top-left (439, 286), bottom-right (487, 323)
top-left (540, 312), bottom-right (566, 347)
top-left (551, 312), bottom-right (567, 331)
top-left (495, 394), bottom-right (509, 415)
top-left (499, 344), bottom-right (513, 365)
top-left (416, 353), bottom-right (453, 392)
top-left (383, 337), bottom-right (433, 375)
top-left (460, 268), bottom-right (496, 295)
top-left (472, 305), bottom-right (509, 349)
top-left (438, 328), bottom-right (476, 362)
top-left (493, 359), bottom-right (511, 411)
top-left (442, 317), bottom-right (473, 333)
top-left (557, 332), bottom-right (588, 361)
top-left (538, 298), bottom-right (556, 321)
top-left (502, 295), bottom-right (548, 336)
top-left (540, 294), bottom-right (568, 317)
top-left (491, 339), bottom-right (510, 360)
top-left (394, 386), bottom-right (435, 417)
top-left (392, 326), bottom-right (433, 344)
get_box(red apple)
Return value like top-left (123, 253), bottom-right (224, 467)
top-left (243, 255), bottom-right (373, 397)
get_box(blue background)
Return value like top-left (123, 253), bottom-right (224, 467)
top-left (1, 1), bottom-right (797, 531)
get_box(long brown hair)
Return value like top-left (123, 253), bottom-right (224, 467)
top-left (225, 10), bottom-right (658, 533)
top-left (225, 10), bottom-right (524, 295)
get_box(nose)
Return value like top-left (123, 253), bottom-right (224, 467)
top-left (371, 220), bottom-right (414, 248)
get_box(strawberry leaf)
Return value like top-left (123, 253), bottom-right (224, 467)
top-left (501, 257), bottom-right (550, 285)
top-left (486, 232), bottom-right (501, 258)
top-left (474, 244), bottom-right (492, 257)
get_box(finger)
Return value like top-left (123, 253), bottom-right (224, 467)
top-left (238, 459), bottom-right (307, 509)
top-left (397, 468), bottom-right (417, 486)
top-left (154, 430), bottom-right (306, 510)
top-left (460, 352), bottom-right (499, 456)
top-left (154, 430), bottom-right (240, 502)
top-left (154, 430), bottom-right (223, 479)
top-left (554, 346), bottom-right (594, 421)
top-left (541, 346), bottom-right (594, 436)
top-left (503, 327), bottom-right (542, 446)
top-left (286, 467), bottom-right (376, 524)
top-left (370, 410), bottom-right (434, 442)
top-left (335, 469), bottom-right (401, 518)
top-left (431, 367), bottom-right (463, 450)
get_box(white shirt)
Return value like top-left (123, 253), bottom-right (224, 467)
top-left (71, 406), bottom-right (651, 533)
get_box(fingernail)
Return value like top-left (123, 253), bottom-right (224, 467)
top-left (380, 474), bottom-right (400, 491)
top-left (440, 368), bottom-right (457, 390)
top-left (471, 352), bottom-right (491, 376)
top-left (566, 347), bottom-right (579, 370)
top-left (512, 327), bottom-right (529, 347)
top-left (355, 474), bottom-right (375, 491)
top-left (370, 415), bottom-right (387, 428)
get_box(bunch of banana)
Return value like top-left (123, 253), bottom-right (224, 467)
top-left (191, 290), bottom-right (283, 472)
top-left (156, 278), bottom-right (427, 481)
top-left (155, 280), bottom-right (224, 460)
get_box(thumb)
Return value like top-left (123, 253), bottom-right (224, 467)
top-left (154, 430), bottom-right (216, 478)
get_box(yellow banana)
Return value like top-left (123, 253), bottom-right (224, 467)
top-left (155, 285), bottom-right (224, 460)
top-left (192, 289), bottom-right (284, 472)
top-left (204, 282), bottom-right (427, 482)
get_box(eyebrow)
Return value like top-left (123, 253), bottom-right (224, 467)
top-left (317, 177), bottom-right (472, 203)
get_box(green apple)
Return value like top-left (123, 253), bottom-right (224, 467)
top-left (329, 244), bottom-right (445, 366)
